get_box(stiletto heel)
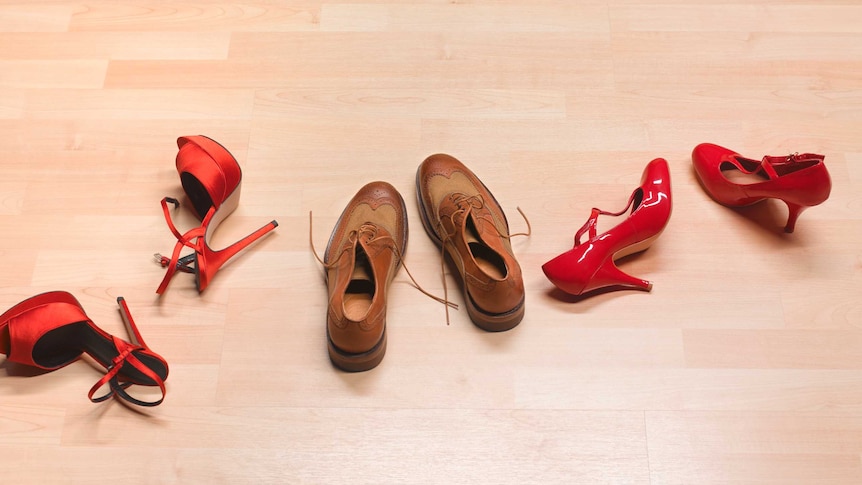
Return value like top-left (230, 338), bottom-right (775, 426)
top-left (783, 202), bottom-right (806, 233)
top-left (542, 158), bottom-right (672, 297)
top-left (692, 143), bottom-right (831, 233)
top-left (591, 259), bottom-right (653, 293)
top-left (156, 135), bottom-right (278, 294)
top-left (0, 292), bottom-right (168, 406)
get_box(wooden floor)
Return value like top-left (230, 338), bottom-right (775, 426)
top-left (2, 1), bottom-right (861, 483)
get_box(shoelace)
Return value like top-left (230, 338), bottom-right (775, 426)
top-left (309, 212), bottom-right (457, 319)
top-left (87, 336), bottom-right (166, 407)
top-left (435, 194), bottom-right (531, 324)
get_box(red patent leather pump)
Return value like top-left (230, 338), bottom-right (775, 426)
top-left (692, 143), bottom-right (831, 233)
top-left (542, 158), bottom-right (672, 296)
top-left (0, 291), bottom-right (168, 406)
top-left (156, 135), bottom-right (278, 294)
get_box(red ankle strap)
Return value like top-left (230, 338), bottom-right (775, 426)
top-left (87, 337), bottom-right (166, 407)
top-left (760, 152), bottom-right (825, 179)
top-left (574, 190), bottom-right (639, 247)
top-left (155, 197), bottom-right (214, 294)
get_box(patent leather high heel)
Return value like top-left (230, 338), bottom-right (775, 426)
top-left (156, 135), bottom-right (279, 294)
top-left (692, 143), bottom-right (831, 233)
top-left (0, 291), bottom-right (168, 406)
top-left (542, 158), bottom-right (672, 296)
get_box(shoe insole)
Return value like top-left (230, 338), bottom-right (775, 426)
top-left (343, 247), bottom-right (375, 320)
top-left (180, 172), bottom-right (215, 218)
top-left (722, 169), bottom-right (770, 185)
top-left (464, 215), bottom-right (507, 280)
top-left (720, 159), bottom-right (771, 185)
top-left (31, 322), bottom-right (167, 383)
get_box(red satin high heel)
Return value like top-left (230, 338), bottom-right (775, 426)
top-left (0, 291), bottom-right (168, 406)
top-left (692, 143), bottom-right (831, 233)
top-left (542, 158), bottom-right (672, 296)
top-left (156, 135), bottom-right (279, 294)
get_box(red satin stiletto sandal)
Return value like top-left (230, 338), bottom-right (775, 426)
top-left (0, 291), bottom-right (168, 406)
top-left (542, 158), bottom-right (672, 296)
top-left (692, 143), bottom-right (831, 233)
top-left (156, 135), bottom-right (278, 294)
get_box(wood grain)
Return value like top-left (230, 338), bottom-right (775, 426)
top-left (1, 1), bottom-right (861, 483)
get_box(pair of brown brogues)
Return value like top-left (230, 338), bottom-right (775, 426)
top-left (315, 154), bottom-right (529, 372)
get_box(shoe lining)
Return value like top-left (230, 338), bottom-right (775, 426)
top-left (464, 215), bottom-right (507, 280)
top-left (31, 322), bottom-right (166, 384)
top-left (180, 172), bottom-right (215, 218)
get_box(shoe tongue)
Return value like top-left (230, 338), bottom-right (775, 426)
top-left (355, 223), bottom-right (391, 251)
top-left (441, 192), bottom-right (483, 219)
top-left (348, 243), bottom-right (375, 290)
top-left (435, 193), bottom-right (480, 238)
top-left (334, 224), bottom-right (389, 283)
top-left (444, 193), bottom-right (504, 252)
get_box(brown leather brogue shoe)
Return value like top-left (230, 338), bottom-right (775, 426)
top-left (415, 154), bottom-right (526, 331)
top-left (322, 181), bottom-right (407, 371)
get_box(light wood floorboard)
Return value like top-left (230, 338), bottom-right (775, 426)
top-left (1, 2), bottom-right (861, 483)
